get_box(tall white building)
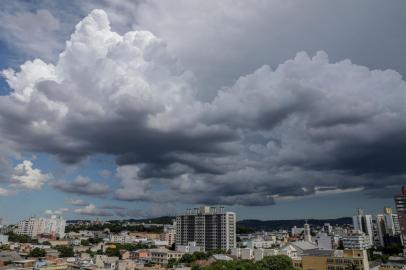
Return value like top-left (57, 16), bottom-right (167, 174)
top-left (375, 207), bottom-right (401, 247)
top-left (15, 215), bottom-right (66, 238)
top-left (352, 208), bottom-right (373, 245)
top-left (342, 230), bottom-right (371, 250)
top-left (176, 206), bottom-right (236, 251)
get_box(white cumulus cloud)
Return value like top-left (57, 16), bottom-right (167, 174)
top-left (10, 160), bottom-right (51, 190)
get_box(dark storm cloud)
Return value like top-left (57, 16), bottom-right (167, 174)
top-left (1, 7), bottom-right (406, 206)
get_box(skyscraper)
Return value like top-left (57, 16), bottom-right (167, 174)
top-left (352, 208), bottom-right (373, 245)
top-left (375, 207), bottom-right (401, 247)
top-left (394, 186), bottom-right (406, 244)
top-left (176, 206), bottom-right (236, 251)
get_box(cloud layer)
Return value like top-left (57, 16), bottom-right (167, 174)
top-left (1, 10), bottom-right (406, 206)
top-left (52, 176), bottom-right (111, 195)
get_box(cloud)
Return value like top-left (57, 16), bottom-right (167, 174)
top-left (113, 204), bottom-right (176, 219)
top-left (65, 199), bottom-right (90, 206)
top-left (100, 205), bottom-right (126, 210)
top-left (45, 208), bottom-right (69, 215)
top-left (10, 160), bottom-right (51, 190)
top-left (88, 0), bottom-right (406, 100)
top-left (0, 156), bottom-right (13, 184)
top-left (52, 175), bottom-right (111, 195)
top-left (0, 187), bottom-right (13, 196)
top-left (1, 9), bottom-right (406, 206)
top-left (74, 204), bottom-right (114, 216)
top-left (0, 9), bottom-right (62, 61)
top-left (99, 169), bottom-right (111, 178)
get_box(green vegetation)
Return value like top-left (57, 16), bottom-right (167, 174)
top-left (381, 243), bottom-right (404, 255)
top-left (106, 247), bottom-right (120, 257)
top-left (55, 245), bottom-right (74, 257)
top-left (89, 237), bottom-right (103, 244)
top-left (368, 243), bottom-right (405, 264)
top-left (28, 247), bottom-right (46, 257)
top-left (80, 239), bottom-right (90, 246)
top-left (172, 251), bottom-right (295, 270)
top-left (236, 225), bottom-right (256, 234)
top-left (6, 232), bottom-right (37, 243)
top-left (65, 222), bottom-right (163, 233)
top-left (198, 255), bottom-right (295, 270)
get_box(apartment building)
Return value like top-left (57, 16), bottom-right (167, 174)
top-left (375, 207), bottom-right (402, 247)
top-left (394, 186), bottom-right (406, 243)
top-left (15, 216), bottom-right (66, 238)
top-left (353, 208), bottom-right (374, 245)
top-left (342, 230), bottom-right (371, 250)
top-left (176, 206), bottom-right (236, 251)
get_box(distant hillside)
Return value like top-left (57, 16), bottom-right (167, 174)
top-left (68, 216), bottom-right (352, 231)
top-left (124, 216), bottom-right (175, 224)
top-left (237, 217), bottom-right (352, 231)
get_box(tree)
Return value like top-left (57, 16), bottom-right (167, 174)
top-left (81, 239), bottom-right (90, 246)
top-left (168, 258), bottom-right (178, 268)
top-left (236, 226), bottom-right (256, 234)
top-left (55, 246), bottom-right (74, 257)
top-left (29, 248), bottom-right (46, 257)
top-left (105, 247), bottom-right (120, 257)
top-left (7, 232), bottom-right (32, 243)
top-left (259, 255), bottom-right (295, 270)
top-left (345, 263), bottom-right (360, 270)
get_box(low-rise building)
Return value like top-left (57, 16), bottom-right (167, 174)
top-left (253, 248), bottom-right (279, 261)
top-left (94, 255), bottom-right (119, 270)
top-left (0, 235), bottom-right (8, 245)
top-left (149, 248), bottom-right (184, 265)
top-left (230, 248), bottom-right (253, 260)
top-left (176, 242), bottom-right (204, 253)
top-left (301, 249), bottom-right (369, 270)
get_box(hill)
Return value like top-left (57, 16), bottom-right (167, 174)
top-left (237, 217), bottom-right (352, 231)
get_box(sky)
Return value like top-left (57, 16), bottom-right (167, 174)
top-left (0, 0), bottom-right (406, 223)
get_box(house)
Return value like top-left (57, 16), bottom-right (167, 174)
top-left (94, 255), bottom-right (119, 270)
top-left (0, 251), bottom-right (22, 267)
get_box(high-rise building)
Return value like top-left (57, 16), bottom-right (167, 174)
top-left (175, 206), bottom-right (236, 251)
top-left (323, 223), bottom-right (332, 235)
top-left (160, 222), bottom-right (176, 247)
top-left (352, 208), bottom-right (373, 245)
top-left (14, 215), bottom-right (66, 239)
top-left (394, 186), bottom-right (406, 243)
top-left (374, 207), bottom-right (401, 247)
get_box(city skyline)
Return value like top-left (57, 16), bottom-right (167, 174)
top-left (1, 1), bottom-right (406, 223)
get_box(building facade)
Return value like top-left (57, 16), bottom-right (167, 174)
top-left (176, 206), bottom-right (236, 251)
top-left (149, 248), bottom-right (184, 265)
top-left (375, 207), bottom-right (401, 247)
top-left (353, 208), bottom-right (374, 245)
top-left (301, 249), bottom-right (369, 270)
top-left (15, 216), bottom-right (66, 238)
top-left (342, 230), bottom-right (371, 250)
top-left (394, 186), bottom-right (406, 244)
